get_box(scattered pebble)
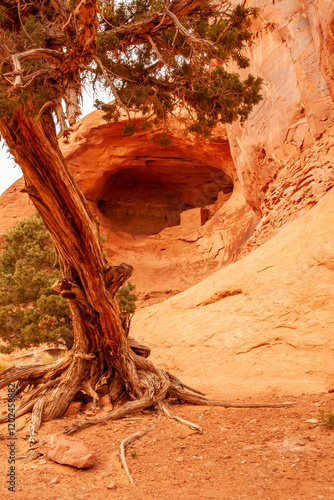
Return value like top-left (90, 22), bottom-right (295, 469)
top-left (176, 457), bottom-right (184, 463)
top-left (107, 481), bottom-right (117, 490)
top-left (99, 471), bottom-right (111, 478)
top-left (50, 477), bottom-right (59, 484)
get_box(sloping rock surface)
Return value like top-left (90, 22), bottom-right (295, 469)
top-left (133, 189), bottom-right (334, 397)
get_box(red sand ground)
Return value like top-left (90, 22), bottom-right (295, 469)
top-left (1, 393), bottom-right (334, 499)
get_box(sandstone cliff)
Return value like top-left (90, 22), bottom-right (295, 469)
top-left (133, 188), bottom-right (334, 396)
top-left (228, 0), bottom-right (334, 213)
top-left (0, 0), bottom-right (334, 395)
top-left (1, 1), bottom-right (334, 294)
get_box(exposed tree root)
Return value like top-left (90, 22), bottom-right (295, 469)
top-left (0, 336), bottom-right (298, 483)
top-left (22, 441), bottom-right (46, 464)
top-left (27, 397), bottom-right (45, 443)
top-left (65, 396), bottom-right (156, 434)
top-left (159, 402), bottom-right (204, 434)
top-left (170, 387), bottom-right (295, 408)
top-left (0, 337), bottom-right (296, 443)
top-left (119, 424), bottom-right (157, 483)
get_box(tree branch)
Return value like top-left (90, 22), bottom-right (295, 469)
top-left (107, 0), bottom-right (204, 43)
top-left (147, 35), bottom-right (175, 69)
top-left (165, 9), bottom-right (214, 47)
top-left (16, 48), bottom-right (64, 63)
top-left (17, 0), bottom-right (35, 46)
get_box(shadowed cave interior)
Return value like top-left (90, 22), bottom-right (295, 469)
top-left (97, 160), bottom-right (234, 235)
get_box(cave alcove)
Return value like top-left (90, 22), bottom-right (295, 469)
top-left (97, 162), bottom-right (233, 235)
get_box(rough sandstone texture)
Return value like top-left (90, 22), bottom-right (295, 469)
top-left (0, 115), bottom-right (257, 292)
top-left (47, 436), bottom-right (95, 468)
top-left (1, 1), bottom-right (334, 395)
top-left (133, 189), bottom-right (334, 397)
top-left (227, 0), bottom-right (334, 215)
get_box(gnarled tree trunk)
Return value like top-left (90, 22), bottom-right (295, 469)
top-left (0, 108), bottom-right (169, 421)
top-left (0, 105), bottom-right (294, 447)
top-left (0, 1), bottom-right (291, 444)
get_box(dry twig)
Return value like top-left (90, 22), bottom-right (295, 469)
top-left (160, 402), bottom-right (204, 433)
top-left (119, 423), bottom-right (157, 483)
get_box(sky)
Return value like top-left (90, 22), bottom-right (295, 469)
top-left (0, 88), bottom-right (109, 196)
top-left (0, 142), bottom-right (21, 194)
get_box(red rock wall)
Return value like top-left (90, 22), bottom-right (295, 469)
top-left (227, 0), bottom-right (334, 215)
top-left (1, 0), bottom-right (334, 294)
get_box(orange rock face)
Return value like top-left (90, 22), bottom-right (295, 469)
top-left (58, 113), bottom-right (256, 292)
top-left (0, 111), bottom-right (259, 293)
top-left (133, 189), bottom-right (334, 397)
top-left (227, 0), bottom-right (334, 215)
top-left (2, 2), bottom-right (334, 295)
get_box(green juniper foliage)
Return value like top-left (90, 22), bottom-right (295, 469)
top-left (0, 214), bottom-right (137, 353)
top-left (93, 1), bottom-right (263, 139)
top-left (117, 281), bottom-right (138, 316)
top-left (0, 0), bottom-right (262, 143)
top-left (0, 213), bottom-right (73, 352)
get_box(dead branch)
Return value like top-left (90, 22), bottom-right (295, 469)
top-left (160, 402), bottom-right (204, 433)
top-left (119, 423), bottom-right (157, 483)
top-left (22, 440), bottom-right (46, 464)
top-left (93, 56), bottom-right (140, 113)
top-left (27, 397), bottom-right (45, 443)
top-left (11, 55), bottom-right (22, 86)
top-left (170, 387), bottom-right (296, 408)
top-left (16, 48), bottom-right (63, 63)
top-left (62, 0), bottom-right (87, 31)
top-left (110, 0), bottom-right (204, 43)
top-left (17, 0), bottom-right (35, 46)
top-left (164, 9), bottom-right (214, 47)
top-left (147, 35), bottom-right (175, 69)
top-left (65, 396), bottom-right (155, 434)
top-left (166, 371), bottom-right (205, 396)
top-left (0, 361), bottom-right (58, 390)
top-left (54, 100), bottom-right (70, 138)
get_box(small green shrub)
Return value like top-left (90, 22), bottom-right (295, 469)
top-left (319, 408), bottom-right (334, 428)
top-left (0, 213), bottom-right (72, 352)
top-left (117, 282), bottom-right (138, 316)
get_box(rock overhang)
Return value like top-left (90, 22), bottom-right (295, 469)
top-left (56, 111), bottom-right (258, 291)
top-left (61, 113), bottom-right (236, 237)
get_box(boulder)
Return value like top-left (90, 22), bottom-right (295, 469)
top-left (99, 394), bottom-right (111, 407)
top-left (47, 436), bottom-right (95, 469)
top-left (64, 401), bottom-right (82, 417)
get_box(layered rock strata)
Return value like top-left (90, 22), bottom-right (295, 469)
top-left (227, 0), bottom-right (334, 215)
top-left (1, 0), bottom-right (334, 294)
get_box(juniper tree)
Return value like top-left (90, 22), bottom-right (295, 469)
top-left (0, 213), bottom-right (73, 352)
top-left (0, 213), bottom-right (137, 352)
top-left (0, 0), bottom-right (283, 437)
